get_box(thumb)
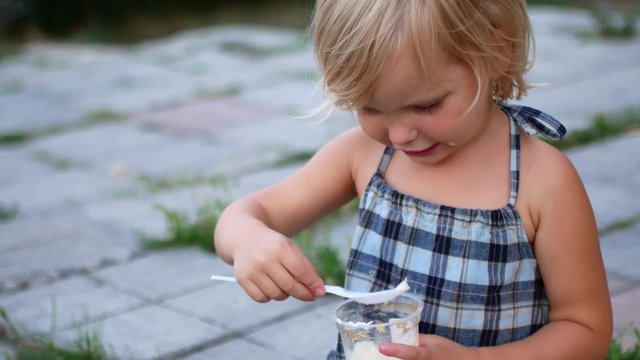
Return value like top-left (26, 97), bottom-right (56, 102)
top-left (379, 343), bottom-right (420, 360)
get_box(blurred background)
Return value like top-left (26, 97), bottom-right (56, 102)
top-left (0, 1), bottom-right (639, 359)
top-left (0, 0), bottom-right (315, 43)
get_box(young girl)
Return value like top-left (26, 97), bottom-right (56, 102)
top-left (214, 1), bottom-right (613, 359)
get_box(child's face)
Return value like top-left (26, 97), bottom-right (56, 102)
top-left (356, 45), bottom-right (493, 165)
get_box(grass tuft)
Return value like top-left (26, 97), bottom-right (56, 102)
top-left (144, 200), bottom-right (228, 252)
top-left (0, 108), bottom-right (124, 147)
top-left (546, 110), bottom-right (640, 150)
top-left (0, 306), bottom-right (115, 360)
top-left (272, 150), bottom-right (317, 167)
top-left (0, 204), bottom-right (19, 222)
top-left (136, 173), bottom-right (225, 194)
top-left (600, 215), bottom-right (640, 237)
top-left (607, 328), bottom-right (640, 360)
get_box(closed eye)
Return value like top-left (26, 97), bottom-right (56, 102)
top-left (361, 106), bottom-right (382, 115)
top-left (412, 100), bottom-right (443, 115)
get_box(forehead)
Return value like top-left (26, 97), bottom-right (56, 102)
top-left (364, 44), bottom-right (454, 109)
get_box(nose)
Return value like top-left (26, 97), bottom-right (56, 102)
top-left (386, 118), bottom-right (418, 146)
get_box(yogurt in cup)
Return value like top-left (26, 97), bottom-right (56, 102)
top-left (334, 294), bottom-right (423, 360)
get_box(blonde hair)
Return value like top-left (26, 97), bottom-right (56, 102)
top-left (311, 0), bottom-right (533, 111)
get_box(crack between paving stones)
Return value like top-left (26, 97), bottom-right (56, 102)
top-left (162, 298), bottom-right (336, 359)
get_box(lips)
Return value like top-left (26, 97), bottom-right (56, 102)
top-left (401, 143), bottom-right (440, 157)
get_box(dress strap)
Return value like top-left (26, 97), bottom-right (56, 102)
top-left (377, 146), bottom-right (394, 174)
top-left (499, 103), bottom-right (566, 206)
top-left (507, 118), bottom-right (521, 206)
top-left (499, 103), bottom-right (566, 140)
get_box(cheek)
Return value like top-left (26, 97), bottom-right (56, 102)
top-left (419, 114), bottom-right (457, 137)
top-left (357, 116), bottom-right (390, 144)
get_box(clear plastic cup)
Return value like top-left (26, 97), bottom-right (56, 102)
top-left (334, 294), bottom-right (423, 360)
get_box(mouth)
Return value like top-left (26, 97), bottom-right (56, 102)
top-left (401, 143), bottom-right (440, 157)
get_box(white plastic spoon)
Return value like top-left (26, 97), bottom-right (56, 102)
top-left (210, 275), bottom-right (410, 305)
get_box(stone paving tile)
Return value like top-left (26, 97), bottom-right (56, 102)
top-left (247, 299), bottom-right (341, 360)
top-left (601, 223), bottom-right (640, 282)
top-left (55, 305), bottom-right (226, 360)
top-left (24, 122), bottom-right (227, 178)
top-left (235, 80), bottom-right (325, 115)
top-left (607, 273), bottom-right (637, 297)
top-left (0, 147), bottom-right (53, 188)
top-left (25, 123), bottom-right (170, 167)
top-left (129, 98), bottom-right (278, 135)
top-left (524, 67), bottom-right (640, 132)
top-left (91, 249), bottom-right (231, 302)
top-left (611, 287), bottom-right (640, 347)
top-left (24, 120), bottom-right (278, 179)
top-left (82, 196), bottom-right (176, 240)
top-left (80, 165), bottom-right (299, 239)
top-left (163, 282), bottom-right (313, 332)
top-left (567, 133), bottom-right (640, 230)
top-left (81, 185), bottom-right (222, 239)
top-left (527, 6), bottom-right (593, 35)
top-left (114, 139), bottom-right (242, 178)
top-left (183, 338), bottom-right (297, 360)
top-left (0, 276), bottom-right (145, 333)
top-left (0, 219), bottom-right (135, 292)
top-left (215, 110), bottom-right (356, 154)
top-left (0, 218), bottom-right (76, 253)
top-left (217, 166), bottom-right (303, 206)
top-left (529, 41), bottom-right (640, 86)
top-left (0, 169), bottom-right (131, 213)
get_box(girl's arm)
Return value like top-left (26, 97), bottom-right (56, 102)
top-left (381, 140), bottom-right (613, 360)
top-left (214, 127), bottom-right (361, 303)
top-left (482, 143), bottom-right (613, 359)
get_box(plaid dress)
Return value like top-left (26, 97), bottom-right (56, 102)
top-left (329, 104), bottom-right (565, 359)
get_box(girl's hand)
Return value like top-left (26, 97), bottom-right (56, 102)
top-left (379, 335), bottom-right (476, 360)
top-left (232, 224), bottom-right (325, 303)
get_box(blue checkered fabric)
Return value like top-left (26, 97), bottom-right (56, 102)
top-left (328, 104), bottom-right (565, 359)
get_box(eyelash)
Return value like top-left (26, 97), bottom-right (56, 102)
top-left (412, 100), bottom-right (443, 115)
top-left (361, 99), bottom-right (444, 116)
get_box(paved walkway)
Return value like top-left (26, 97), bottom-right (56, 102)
top-left (1, 6), bottom-right (639, 359)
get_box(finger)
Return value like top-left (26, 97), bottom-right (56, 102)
top-left (282, 243), bottom-right (325, 297)
top-left (418, 335), bottom-right (430, 347)
top-left (238, 278), bottom-right (270, 303)
top-left (255, 272), bottom-right (289, 301)
top-left (378, 343), bottom-right (421, 360)
top-left (270, 264), bottom-right (315, 301)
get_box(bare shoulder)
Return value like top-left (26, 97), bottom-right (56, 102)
top-left (323, 126), bottom-right (385, 192)
top-left (519, 133), bottom-right (590, 230)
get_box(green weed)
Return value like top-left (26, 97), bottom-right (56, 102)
top-left (591, 11), bottom-right (637, 39)
top-left (272, 150), bottom-right (316, 167)
top-left (294, 227), bottom-right (346, 287)
top-left (546, 110), bottom-right (640, 150)
top-left (293, 200), bottom-right (357, 286)
top-left (0, 132), bottom-right (31, 146)
top-left (31, 151), bottom-right (83, 170)
top-left (194, 83), bottom-right (242, 99)
top-left (600, 215), bottom-right (640, 237)
top-left (136, 173), bottom-right (225, 194)
top-left (0, 306), bottom-right (114, 360)
top-left (83, 110), bottom-right (124, 125)
top-left (607, 329), bottom-right (640, 360)
top-left (144, 200), bottom-right (228, 252)
top-left (0, 204), bottom-right (18, 222)
top-left (0, 45), bottom-right (23, 64)
top-left (219, 40), bottom-right (306, 58)
top-left (0, 109), bottom-right (124, 147)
